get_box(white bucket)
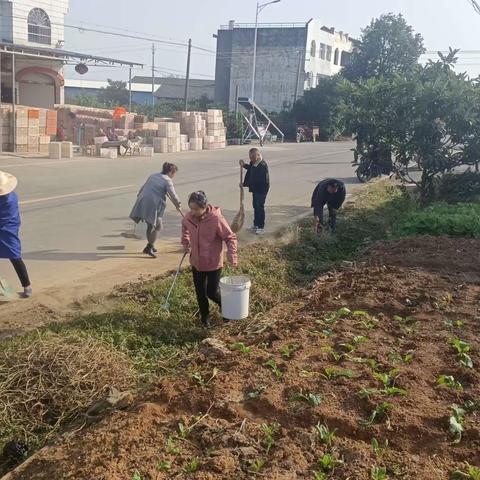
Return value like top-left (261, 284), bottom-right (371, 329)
top-left (220, 276), bottom-right (251, 320)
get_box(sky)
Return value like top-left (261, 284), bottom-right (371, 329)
top-left (63, 0), bottom-right (480, 82)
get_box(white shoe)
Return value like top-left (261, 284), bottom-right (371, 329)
top-left (256, 228), bottom-right (265, 235)
top-left (248, 225), bottom-right (258, 232)
top-left (22, 286), bottom-right (32, 298)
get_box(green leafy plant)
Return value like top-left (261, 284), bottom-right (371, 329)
top-left (360, 403), bottom-right (393, 427)
top-left (261, 422), bottom-right (280, 454)
top-left (166, 435), bottom-right (181, 455)
top-left (264, 359), bottom-right (283, 379)
top-left (230, 342), bottom-right (252, 354)
top-left (323, 367), bottom-right (354, 380)
top-left (184, 458), bottom-right (200, 473)
top-left (403, 351), bottom-right (415, 363)
top-left (373, 369), bottom-right (406, 396)
top-left (450, 338), bottom-right (474, 369)
top-left (315, 423), bottom-right (337, 446)
top-left (191, 367), bottom-right (219, 387)
top-left (317, 453), bottom-right (344, 472)
top-left (291, 392), bottom-right (322, 407)
top-left (444, 319), bottom-right (464, 330)
top-left (353, 310), bottom-right (379, 330)
top-left (250, 458), bottom-right (265, 473)
top-left (131, 472), bottom-right (142, 480)
top-left (156, 460), bottom-right (172, 471)
top-left (371, 465), bottom-right (389, 480)
top-left (358, 388), bottom-right (380, 399)
top-left (177, 422), bottom-right (191, 439)
top-left (452, 464), bottom-right (480, 480)
top-left (246, 384), bottom-right (268, 400)
top-left (321, 346), bottom-right (346, 363)
top-left (449, 404), bottom-right (466, 444)
top-left (438, 375), bottom-right (464, 392)
top-left (371, 438), bottom-right (389, 459)
top-left (313, 472), bottom-right (328, 480)
top-left (280, 344), bottom-right (300, 359)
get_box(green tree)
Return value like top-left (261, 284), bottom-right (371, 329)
top-left (342, 13), bottom-right (425, 82)
top-left (291, 76), bottom-right (349, 140)
top-left (97, 79), bottom-right (130, 107)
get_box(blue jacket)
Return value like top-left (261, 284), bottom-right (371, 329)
top-left (0, 192), bottom-right (22, 259)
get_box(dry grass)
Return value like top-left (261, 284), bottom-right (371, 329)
top-left (0, 332), bottom-right (138, 447)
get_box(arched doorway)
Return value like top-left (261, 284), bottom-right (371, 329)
top-left (16, 67), bottom-right (64, 108)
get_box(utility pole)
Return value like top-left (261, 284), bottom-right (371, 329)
top-left (128, 66), bottom-right (132, 112)
top-left (151, 43), bottom-right (156, 106)
top-left (184, 38), bottom-right (192, 111)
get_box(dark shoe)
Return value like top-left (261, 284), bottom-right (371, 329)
top-left (201, 316), bottom-right (212, 328)
top-left (143, 245), bottom-right (157, 258)
top-left (152, 246), bottom-right (158, 253)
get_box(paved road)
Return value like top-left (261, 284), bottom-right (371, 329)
top-left (0, 142), bottom-right (357, 296)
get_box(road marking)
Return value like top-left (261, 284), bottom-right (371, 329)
top-left (19, 185), bottom-right (135, 205)
top-left (0, 158), bottom-right (111, 169)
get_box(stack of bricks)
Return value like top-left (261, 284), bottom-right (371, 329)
top-left (28, 109), bottom-right (40, 154)
top-left (0, 106), bottom-right (11, 152)
top-left (203, 109), bottom-right (226, 150)
top-left (15, 108), bottom-right (28, 153)
top-left (180, 134), bottom-right (189, 152)
top-left (153, 122), bottom-right (181, 153)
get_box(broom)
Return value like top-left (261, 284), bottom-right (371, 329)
top-left (231, 165), bottom-right (245, 234)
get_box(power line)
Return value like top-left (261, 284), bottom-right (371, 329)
top-left (467, 0), bottom-right (480, 14)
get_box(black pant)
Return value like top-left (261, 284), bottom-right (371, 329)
top-left (252, 192), bottom-right (267, 229)
top-left (192, 267), bottom-right (222, 319)
top-left (10, 259), bottom-right (31, 287)
top-left (315, 203), bottom-right (338, 231)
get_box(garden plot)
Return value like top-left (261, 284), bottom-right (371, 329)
top-left (6, 236), bottom-right (479, 480)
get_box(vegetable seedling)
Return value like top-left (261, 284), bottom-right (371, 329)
top-left (280, 344), bottom-right (300, 359)
top-left (191, 367), bottom-right (219, 387)
top-left (177, 422), bottom-right (191, 439)
top-left (313, 472), bottom-right (328, 480)
top-left (156, 460), bottom-right (172, 471)
top-left (321, 346), bottom-right (346, 363)
top-left (444, 318), bottom-right (464, 330)
top-left (317, 453), bottom-right (343, 472)
top-left (353, 310), bottom-right (379, 330)
top-left (184, 458), bottom-right (200, 473)
top-left (450, 338), bottom-right (474, 369)
top-left (323, 367), bottom-right (353, 380)
top-left (371, 438), bottom-right (389, 459)
top-left (358, 388), bottom-right (380, 399)
top-left (261, 422), bottom-right (280, 454)
top-left (250, 458), bottom-right (265, 473)
top-left (438, 375), bottom-right (463, 392)
top-left (371, 465), bottom-right (389, 480)
top-left (264, 359), bottom-right (283, 379)
top-left (246, 384), bottom-right (268, 399)
top-left (359, 403), bottom-right (393, 428)
top-left (230, 342), bottom-right (252, 354)
top-left (449, 404), bottom-right (466, 444)
top-left (315, 423), bottom-right (337, 446)
top-left (166, 435), bottom-right (181, 455)
top-left (452, 464), bottom-right (480, 480)
top-left (290, 392), bottom-right (322, 407)
top-left (131, 472), bottom-right (142, 480)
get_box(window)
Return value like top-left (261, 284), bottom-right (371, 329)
top-left (334, 48), bottom-right (340, 65)
top-left (310, 40), bottom-right (316, 58)
top-left (326, 46), bottom-right (332, 62)
top-left (320, 43), bottom-right (326, 60)
top-left (28, 8), bottom-right (51, 45)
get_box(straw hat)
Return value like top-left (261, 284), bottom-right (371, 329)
top-left (0, 171), bottom-right (18, 196)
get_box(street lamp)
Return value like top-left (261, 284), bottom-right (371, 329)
top-left (251, 0), bottom-right (281, 101)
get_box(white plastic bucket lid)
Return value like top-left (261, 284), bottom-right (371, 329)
top-left (220, 276), bottom-right (251, 290)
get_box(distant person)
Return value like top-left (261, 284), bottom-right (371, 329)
top-left (105, 127), bottom-right (118, 142)
top-left (311, 178), bottom-right (346, 233)
top-left (181, 191), bottom-right (237, 328)
top-left (56, 124), bottom-right (66, 142)
top-left (0, 171), bottom-right (32, 298)
top-left (130, 163), bottom-right (182, 258)
top-left (239, 148), bottom-right (270, 235)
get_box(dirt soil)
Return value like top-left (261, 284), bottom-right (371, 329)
top-left (5, 236), bottom-right (480, 480)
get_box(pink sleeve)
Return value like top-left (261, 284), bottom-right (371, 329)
top-left (218, 216), bottom-right (238, 266)
top-left (181, 219), bottom-right (190, 249)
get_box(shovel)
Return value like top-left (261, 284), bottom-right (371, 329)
top-left (162, 251), bottom-right (188, 312)
top-left (231, 165), bottom-right (245, 234)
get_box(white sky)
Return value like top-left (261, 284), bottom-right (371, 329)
top-left (63, 0), bottom-right (480, 82)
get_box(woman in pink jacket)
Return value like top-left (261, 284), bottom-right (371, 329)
top-left (182, 191), bottom-right (238, 327)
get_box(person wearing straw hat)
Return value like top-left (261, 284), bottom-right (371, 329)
top-left (0, 171), bottom-right (32, 298)
top-left (130, 162), bottom-right (182, 258)
top-left (181, 191), bottom-right (238, 328)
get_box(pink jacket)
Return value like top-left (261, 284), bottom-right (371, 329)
top-left (181, 205), bottom-right (238, 272)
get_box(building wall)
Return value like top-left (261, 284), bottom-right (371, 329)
top-left (216, 26), bottom-right (307, 113)
top-left (9, 0), bottom-right (69, 47)
top-left (0, 1), bottom-right (14, 42)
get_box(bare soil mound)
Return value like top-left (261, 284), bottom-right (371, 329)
top-left (6, 238), bottom-right (480, 480)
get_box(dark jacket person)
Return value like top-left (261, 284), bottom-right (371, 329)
top-left (311, 178), bottom-right (346, 232)
top-left (239, 148), bottom-right (270, 235)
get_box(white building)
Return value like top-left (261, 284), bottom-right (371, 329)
top-left (0, 0), bottom-right (69, 107)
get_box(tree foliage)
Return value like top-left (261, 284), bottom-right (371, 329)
top-left (342, 13), bottom-right (425, 82)
top-left (97, 79), bottom-right (130, 107)
top-left (291, 76), bottom-right (349, 140)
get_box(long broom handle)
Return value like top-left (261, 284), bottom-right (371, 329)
top-left (239, 165), bottom-right (244, 203)
top-left (164, 251), bottom-right (188, 306)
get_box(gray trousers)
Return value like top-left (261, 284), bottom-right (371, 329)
top-left (146, 219), bottom-right (162, 245)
